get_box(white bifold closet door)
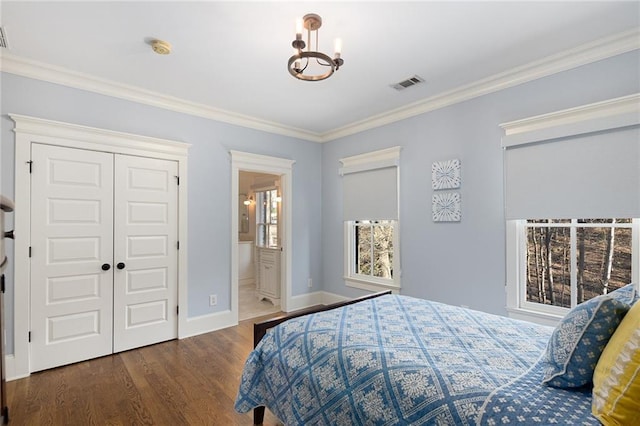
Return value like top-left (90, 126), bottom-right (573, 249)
top-left (30, 144), bottom-right (178, 372)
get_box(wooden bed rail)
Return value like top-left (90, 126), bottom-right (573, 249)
top-left (252, 290), bottom-right (392, 424)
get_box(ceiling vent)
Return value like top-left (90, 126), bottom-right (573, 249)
top-left (391, 75), bottom-right (425, 91)
top-left (0, 27), bottom-right (8, 49)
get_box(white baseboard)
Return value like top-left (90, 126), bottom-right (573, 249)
top-left (181, 291), bottom-right (347, 337)
top-left (287, 291), bottom-right (324, 311)
top-left (321, 291), bottom-right (350, 305)
top-left (286, 291), bottom-right (351, 312)
top-left (179, 309), bottom-right (238, 339)
top-left (5, 353), bottom-right (29, 381)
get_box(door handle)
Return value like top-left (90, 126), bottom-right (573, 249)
top-left (101, 263), bottom-right (111, 271)
top-left (117, 262), bottom-right (126, 270)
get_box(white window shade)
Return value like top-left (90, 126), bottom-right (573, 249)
top-left (501, 94), bottom-right (640, 220)
top-left (343, 167), bottom-right (398, 220)
top-left (340, 146), bottom-right (400, 221)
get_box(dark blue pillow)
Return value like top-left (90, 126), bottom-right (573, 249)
top-left (541, 294), bottom-right (630, 388)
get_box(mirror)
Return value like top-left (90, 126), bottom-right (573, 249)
top-left (239, 193), bottom-right (249, 234)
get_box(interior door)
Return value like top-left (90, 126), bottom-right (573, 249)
top-left (30, 144), bottom-right (114, 372)
top-left (112, 155), bottom-right (178, 352)
top-left (30, 145), bottom-right (179, 370)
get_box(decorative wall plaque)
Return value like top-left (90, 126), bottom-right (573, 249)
top-left (432, 192), bottom-right (461, 222)
top-left (432, 159), bottom-right (461, 190)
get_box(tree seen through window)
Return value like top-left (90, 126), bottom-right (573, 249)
top-left (354, 220), bottom-right (393, 279)
top-left (525, 219), bottom-right (632, 307)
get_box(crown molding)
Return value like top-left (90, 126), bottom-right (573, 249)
top-left (320, 28), bottom-right (640, 142)
top-left (0, 52), bottom-right (323, 143)
top-left (1, 29), bottom-right (638, 144)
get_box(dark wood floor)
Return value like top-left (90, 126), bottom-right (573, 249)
top-left (6, 314), bottom-right (283, 425)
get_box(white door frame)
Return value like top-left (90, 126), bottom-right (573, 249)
top-left (230, 151), bottom-right (294, 322)
top-left (9, 114), bottom-right (190, 379)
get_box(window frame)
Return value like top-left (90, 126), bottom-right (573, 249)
top-left (344, 220), bottom-right (400, 292)
top-left (506, 218), bottom-right (640, 325)
top-left (339, 147), bottom-right (402, 293)
top-left (255, 188), bottom-right (279, 248)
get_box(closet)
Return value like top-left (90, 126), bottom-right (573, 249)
top-left (29, 143), bottom-right (178, 372)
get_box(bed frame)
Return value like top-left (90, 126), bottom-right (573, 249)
top-left (251, 290), bottom-right (392, 425)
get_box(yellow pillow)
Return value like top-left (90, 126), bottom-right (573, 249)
top-left (592, 300), bottom-right (640, 425)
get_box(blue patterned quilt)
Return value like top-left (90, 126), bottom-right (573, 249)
top-left (235, 295), bottom-right (598, 425)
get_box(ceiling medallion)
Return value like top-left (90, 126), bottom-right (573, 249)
top-left (288, 14), bottom-right (344, 81)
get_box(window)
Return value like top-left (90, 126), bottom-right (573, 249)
top-left (340, 147), bottom-right (401, 291)
top-left (511, 218), bottom-right (638, 318)
top-left (501, 95), bottom-right (640, 324)
top-left (347, 220), bottom-right (396, 282)
top-left (256, 189), bottom-right (278, 248)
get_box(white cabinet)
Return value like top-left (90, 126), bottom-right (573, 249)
top-left (256, 247), bottom-right (280, 306)
top-left (238, 241), bottom-right (254, 284)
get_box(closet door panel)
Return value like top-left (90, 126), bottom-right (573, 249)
top-left (30, 144), bottom-right (114, 372)
top-left (113, 155), bottom-right (178, 352)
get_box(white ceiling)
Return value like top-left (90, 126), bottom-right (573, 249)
top-left (1, 1), bottom-right (638, 141)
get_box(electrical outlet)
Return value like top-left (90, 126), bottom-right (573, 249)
top-left (308, 278), bottom-right (312, 288)
top-left (209, 294), bottom-right (217, 306)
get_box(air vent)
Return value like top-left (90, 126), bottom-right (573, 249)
top-left (391, 75), bottom-right (425, 91)
top-left (0, 27), bottom-right (8, 49)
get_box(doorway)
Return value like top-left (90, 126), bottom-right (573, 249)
top-left (238, 171), bottom-right (281, 320)
top-left (230, 151), bottom-right (294, 324)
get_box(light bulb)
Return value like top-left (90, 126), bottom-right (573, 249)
top-left (334, 38), bottom-right (342, 56)
top-left (295, 18), bottom-right (303, 39)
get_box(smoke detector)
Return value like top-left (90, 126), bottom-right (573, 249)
top-left (151, 39), bottom-right (171, 55)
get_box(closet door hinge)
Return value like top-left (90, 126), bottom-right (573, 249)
top-left (28, 246), bottom-right (32, 258)
top-left (176, 305), bottom-right (179, 315)
top-left (175, 175), bottom-right (180, 186)
top-left (28, 331), bottom-right (31, 342)
top-left (177, 241), bottom-right (180, 250)
top-left (27, 161), bottom-right (33, 173)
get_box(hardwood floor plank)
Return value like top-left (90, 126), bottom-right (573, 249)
top-left (7, 315), bottom-right (284, 425)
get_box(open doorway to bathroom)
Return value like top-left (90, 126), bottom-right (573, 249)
top-left (238, 171), bottom-right (282, 321)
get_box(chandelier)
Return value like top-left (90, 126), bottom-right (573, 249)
top-left (288, 14), bottom-right (344, 81)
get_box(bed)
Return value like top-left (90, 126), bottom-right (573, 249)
top-left (235, 293), bottom-right (601, 425)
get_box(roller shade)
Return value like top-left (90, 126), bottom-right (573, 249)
top-left (343, 167), bottom-right (398, 220)
top-left (340, 147), bottom-right (400, 221)
top-left (504, 127), bottom-right (639, 219)
top-left (502, 95), bottom-right (640, 220)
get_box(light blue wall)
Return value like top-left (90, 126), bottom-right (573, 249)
top-left (0, 73), bottom-right (323, 354)
top-left (321, 50), bottom-right (640, 315)
top-left (1, 50), bottom-right (638, 356)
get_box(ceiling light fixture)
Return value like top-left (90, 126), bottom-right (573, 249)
top-left (288, 13), bottom-right (343, 81)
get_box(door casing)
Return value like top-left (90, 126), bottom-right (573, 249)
top-left (230, 151), bottom-right (294, 322)
top-left (9, 114), bottom-right (190, 379)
